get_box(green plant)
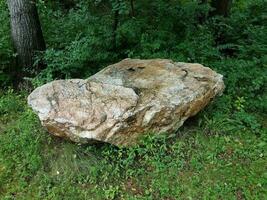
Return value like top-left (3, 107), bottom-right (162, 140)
top-left (104, 185), bottom-right (120, 200)
top-left (0, 2), bottom-right (13, 86)
top-left (234, 96), bottom-right (246, 111)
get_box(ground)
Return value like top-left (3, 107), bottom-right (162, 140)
top-left (0, 91), bottom-right (266, 200)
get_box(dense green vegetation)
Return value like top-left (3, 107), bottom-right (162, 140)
top-left (0, 0), bottom-right (266, 199)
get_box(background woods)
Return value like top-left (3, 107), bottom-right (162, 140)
top-left (0, 0), bottom-right (266, 199)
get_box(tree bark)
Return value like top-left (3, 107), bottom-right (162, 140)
top-left (130, 0), bottom-right (135, 17)
top-left (211, 0), bottom-right (232, 17)
top-left (7, 0), bottom-right (46, 75)
top-left (112, 9), bottom-right (119, 50)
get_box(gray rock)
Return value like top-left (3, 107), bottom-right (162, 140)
top-left (28, 59), bottom-right (224, 146)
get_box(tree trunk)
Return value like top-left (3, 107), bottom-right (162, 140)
top-left (211, 0), bottom-right (232, 17)
top-left (130, 0), bottom-right (135, 17)
top-left (112, 9), bottom-right (119, 50)
top-left (7, 0), bottom-right (46, 75)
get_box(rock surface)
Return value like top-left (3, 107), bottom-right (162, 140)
top-left (28, 59), bottom-right (224, 147)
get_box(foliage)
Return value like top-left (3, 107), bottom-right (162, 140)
top-left (0, 2), bottom-right (13, 86)
top-left (0, 92), bottom-right (45, 193)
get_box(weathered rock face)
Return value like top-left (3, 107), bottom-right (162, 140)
top-left (28, 59), bottom-right (224, 147)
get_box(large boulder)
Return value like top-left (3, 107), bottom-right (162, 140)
top-left (28, 59), bottom-right (224, 147)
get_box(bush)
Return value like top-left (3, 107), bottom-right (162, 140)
top-left (0, 92), bottom-right (47, 191)
top-left (0, 2), bottom-right (13, 86)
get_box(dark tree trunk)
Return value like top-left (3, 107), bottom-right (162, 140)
top-left (7, 0), bottom-right (46, 76)
top-left (211, 0), bottom-right (232, 17)
top-left (130, 0), bottom-right (135, 17)
top-left (112, 9), bottom-right (119, 50)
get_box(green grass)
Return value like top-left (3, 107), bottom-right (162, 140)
top-left (0, 91), bottom-right (266, 200)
